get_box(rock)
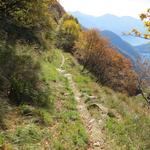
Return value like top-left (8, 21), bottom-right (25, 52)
top-left (98, 119), bottom-right (103, 125)
top-left (89, 119), bottom-right (95, 123)
top-left (88, 96), bottom-right (97, 99)
top-left (93, 141), bottom-right (101, 147)
top-left (107, 111), bottom-right (116, 118)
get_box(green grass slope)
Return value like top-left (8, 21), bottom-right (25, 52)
top-left (0, 48), bottom-right (88, 150)
top-left (0, 48), bottom-right (150, 150)
top-left (60, 50), bottom-right (150, 150)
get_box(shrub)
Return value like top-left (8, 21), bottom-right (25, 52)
top-left (0, 43), bottom-right (53, 108)
top-left (56, 15), bottom-right (81, 51)
top-left (74, 29), bottom-right (137, 95)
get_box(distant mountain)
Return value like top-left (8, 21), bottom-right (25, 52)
top-left (100, 30), bottom-right (139, 63)
top-left (135, 43), bottom-right (150, 53)
top-left (71, 11), bottom-right (147, 45)
top-left (135, 43), bottom-right (150, 60)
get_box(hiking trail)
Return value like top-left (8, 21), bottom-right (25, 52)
top-left (57, 53), bottom-right (110, 150)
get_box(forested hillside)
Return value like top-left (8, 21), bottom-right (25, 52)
top-left (0, 1), bottom-right (149, 150)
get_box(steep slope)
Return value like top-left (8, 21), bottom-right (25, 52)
top-left (61, 50), bottom-right (150, 150)
top-left (0, 49), bottom-right (89, 149)
top-left (71, 11), bottom-right (147, 45)
top-left (0, 48), bottom-right (149, 149)
top-left (0, 2), bottom-right (150, 150)
top-left (0, 2), bottom-right (89, 149)
top-left (101, 30), bottom-right (139, 63)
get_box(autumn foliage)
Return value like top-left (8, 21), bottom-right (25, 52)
top-left (74, 29), bottom-right (137, 95)
top-left (125, 8), bottom-right (150, 39)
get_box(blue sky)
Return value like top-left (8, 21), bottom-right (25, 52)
top-left (59, 0), bottom-right (150, 18)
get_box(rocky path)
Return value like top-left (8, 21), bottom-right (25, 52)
top-left (57, 53), bottom-right (110, 150)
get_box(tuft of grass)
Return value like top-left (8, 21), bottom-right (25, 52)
top-left (51, 120), bottom-right (88, 150)
top-left (34, 109), bottom-right (53, 126)
top-left (6, 124), bottom-right (45, 145)
top-left (20, 104), bottom-right (53, 126)
top-left (20, 104), bottom-right (35, 116)
top-left (0, 133), bottom-right (4, 146)
top-left (106, 116), bottom-right (150, 150)
top-left (0, 99), bottom-right (9, 130)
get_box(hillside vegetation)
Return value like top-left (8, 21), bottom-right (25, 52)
top-left (0, 1), bottom-right (149, 150)
top-left (61, 49), bottom-right (150, 150)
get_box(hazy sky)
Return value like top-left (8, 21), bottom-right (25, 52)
top-left (59, 0), bottom-right (150, 18)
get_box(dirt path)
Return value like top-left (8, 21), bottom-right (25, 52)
top-left (57, 54), bottom-right (110, 150)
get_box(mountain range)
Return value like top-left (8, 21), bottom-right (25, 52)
top-left (101, 30), bottom-right (139, 63)
top-left (71, 11), bottom-right (147, 46)
top-left (135, 44), bottom-right (150, 60)
top-left (71, 11), bottom-right (150, 63)
top-left (135, 44), bottom-right (150, 53)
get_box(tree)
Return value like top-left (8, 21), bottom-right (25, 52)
top-left (122, 8), bottom-right (150, 104)
top-left (56, 15), bottom-right (81, 51)
top-left (136, 58), bottom-right (150, 105)
top-left (75, 29), bottom-right (109, 72)
top-left (105, 50), bottom-right (137, 95)
top-left (124, 8), bottom-right (150, 40)
top-left (74, 29), bottom-right (137, 95)
top-left (124, 8), bottom-right (150, 103)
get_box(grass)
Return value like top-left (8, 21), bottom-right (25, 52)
top-left (49, 72), bottom-right (88, 150)
top-left (106, 116), bottom-right (150, 150)
top-left (60, 50), bottom-right (150, 150)
top-left (0, 48), bottom-right (88, 150)
top-left (0, 48), bottom-right (150, 149)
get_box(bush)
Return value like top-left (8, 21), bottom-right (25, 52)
top-left (56, 15), bottom-right (81, 51)
top-left (74, 29), bottom-right (137, 95)
top-left (0, 42), bottom-right (53, 108)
